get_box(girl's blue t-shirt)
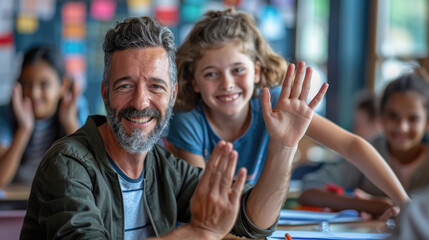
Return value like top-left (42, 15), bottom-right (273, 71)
top-left (167, 87), bottom-right (281, 184)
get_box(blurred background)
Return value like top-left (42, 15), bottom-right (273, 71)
top-left (0, 0), bottom-right (427, 163)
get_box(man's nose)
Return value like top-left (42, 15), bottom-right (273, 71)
top-left (130, 84), bottom-right (150, 110)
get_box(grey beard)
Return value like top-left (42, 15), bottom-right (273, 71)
top-left (105, 102), bottom-right (173, 154)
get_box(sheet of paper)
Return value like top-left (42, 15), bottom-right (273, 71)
top-left (267, 230), bottom-right (390, 240)
top-left (278, 209), bottom-right (364, 225)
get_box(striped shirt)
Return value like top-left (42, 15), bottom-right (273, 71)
top-left (108, 155), bottom-right (156, 239)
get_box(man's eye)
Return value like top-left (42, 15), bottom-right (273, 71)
top-left (152, 84), bottom-right (166, 91)
top-left (118, 84), bottom-right (131, 89)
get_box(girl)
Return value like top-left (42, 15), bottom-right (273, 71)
top-left (167, 8), bottom-right (409, 212)
top-left (0, 45), bottom-right (88, 187)
top-left (299, 72), bottom-right (429, 217)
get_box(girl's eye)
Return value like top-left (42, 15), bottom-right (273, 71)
top-left (204, 72), bottom-right (217, 78)
top-left (41, 81), bottom-right (50, 89)
top-left (234, 67), bottom-right (245, 73)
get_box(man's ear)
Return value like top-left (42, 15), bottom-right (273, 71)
top-left (172, 83), bottom-right (178, 105)
top-left (254, 61), bottom-right (261, 84)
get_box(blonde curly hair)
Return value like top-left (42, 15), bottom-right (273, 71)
top-left (175, 8), bottom-right (287, 112)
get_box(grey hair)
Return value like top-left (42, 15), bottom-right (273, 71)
top-left (102, 17), bottom-right (177, 93)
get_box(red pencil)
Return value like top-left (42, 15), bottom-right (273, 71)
top-left (285, 233), bottom-right (293, 240)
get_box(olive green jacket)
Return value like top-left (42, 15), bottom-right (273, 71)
top-left (20, 115), bottom-right (275, 239)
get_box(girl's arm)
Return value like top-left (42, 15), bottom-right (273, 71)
top-left (298, 188), bottom-right (395, 217)
top-left (175, 148), bottom-right (206, 169)
top-left (306, 114), bottom-right (410, 206)
top-left (246, 62), bottom-right (328, 229)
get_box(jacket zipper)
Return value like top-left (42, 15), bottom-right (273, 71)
top-left (143, 178), bottom-right (160, 237)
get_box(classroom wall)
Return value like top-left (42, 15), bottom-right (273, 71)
top-left (0, 0), bottom-right (295, 116)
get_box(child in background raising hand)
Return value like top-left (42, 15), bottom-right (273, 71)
top-left (167, 8), bottom-right (409, 218)
top-left (0, 45), bottom-right (88, 187)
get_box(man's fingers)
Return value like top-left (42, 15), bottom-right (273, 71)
top-left (199, 142), bottom-right (225, 193)
top-left (308, 83), bottom-right (329, 110)
top-left (217, 142), bottom-right (232, 173)
top-left (219, 150), bottom-right (238, 193)
top-left (206, 141), bottom-right (226, 171)
top-left (230, 167), bottom-right (246, 202)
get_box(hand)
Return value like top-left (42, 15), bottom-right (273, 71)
top-left (189, 141), bottom-right (247, 240)
top-left (59, 76), bottom-right (81, 134)
top-left (261, 61), bottom-right (328, 147)
top-left (354, 188), bottom-right (397, 220)
top-left (12, 83), bottom-right (34, 132)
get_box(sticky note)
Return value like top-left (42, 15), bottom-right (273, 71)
top-left (90, 0), bottom-right (116, 21)
top-left (16, 15), bottom-right (39, 34)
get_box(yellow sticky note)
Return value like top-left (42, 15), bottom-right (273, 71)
top-left (16, 15), bottom-right (39, 34)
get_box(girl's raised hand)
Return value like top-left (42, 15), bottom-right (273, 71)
top-left (12, 83), bottom-right (34, 132)
top-left (59, 76), bottom-right (80, 134)
top-left (261, 61), bottom-right (328, 147)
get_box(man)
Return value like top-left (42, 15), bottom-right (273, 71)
top-left (20, 16), bottom-right (325, 239)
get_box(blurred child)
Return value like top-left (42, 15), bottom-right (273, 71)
top-left (299, 72), bottom-right (429, 218)
top-left (167, 8), bottom-right (409, 212)
top-left (352, 90), bottom-right (382, 140)
top-left (0, 45), bottom-right (88, 187)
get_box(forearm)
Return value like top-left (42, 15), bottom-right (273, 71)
top-left (299, 188), bottom-right (393, 214)
top-left (345, 137), bottom-right (409, 205)
top-left (0, 128), bottom-right (32, 187)
top-left (246, 141), bottom-right (296, 228)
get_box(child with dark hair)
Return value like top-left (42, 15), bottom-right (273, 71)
top-left (0, 45), bottom-right (88, 187)
top-left (300, 72), bottom-right (429, 219)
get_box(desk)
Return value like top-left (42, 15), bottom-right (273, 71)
top-left (0, 184), bottom-right (30, 210)
top-left (223, 220), bottom-right (390, 239)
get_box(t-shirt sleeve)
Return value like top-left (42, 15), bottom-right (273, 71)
top-left (167, 111), bottom-right (205, 156)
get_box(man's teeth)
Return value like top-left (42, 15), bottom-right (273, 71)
top-left (129, 117), bottom-right (151, 123)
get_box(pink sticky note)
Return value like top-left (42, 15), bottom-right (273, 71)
top-left (65, 55), bottom-right (86, 74)
top-left (90, 0), bottom-right (116, 21)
